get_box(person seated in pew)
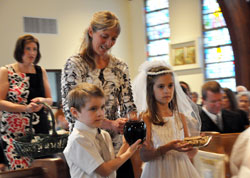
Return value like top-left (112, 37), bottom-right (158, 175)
top-left (199, 81), bottom-right (246, 133)
top-left (222, 88), bottom-right (249, 128)
top-left (236, 85), bottom-right (248, 93)
top-left (237, 91), bottom-right (250, 124)
top-left (180, 81), bottom-right (192, 99)
top-left (191, 92), bottom-right (199, 104)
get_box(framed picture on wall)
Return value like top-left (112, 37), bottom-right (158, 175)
top-left (185, 46), bottom-right (196, 64)
top-left (170, 37), bottom-right (203, 71)
top-left (174, 48), bottom-right (185, 65)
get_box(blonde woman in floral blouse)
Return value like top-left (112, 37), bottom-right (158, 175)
top-left (61, 11), bottom-right (137, 178)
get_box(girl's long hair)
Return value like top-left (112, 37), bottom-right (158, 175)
top-left (146, 66), bottom-right (178, 125)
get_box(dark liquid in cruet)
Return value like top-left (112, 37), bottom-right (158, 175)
top-left (124, 120), bottom-right (146, 145)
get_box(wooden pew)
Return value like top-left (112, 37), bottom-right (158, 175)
top-left (219, 133), bottom-right (240, 178)
top-left (198, 132), bottom-right (240, 178)
top-left (220, 133), bottom-right (240, 157)
top-left (31, 157), bottom-right (70, 178)
top-left (200, 131), bottom-right (224, 154)
top-left (0, 166), bottom-right (45, 178)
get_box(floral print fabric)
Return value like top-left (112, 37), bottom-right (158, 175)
top-left (0, 65), bottom-right (31, 170)
top-left (61, 54), bottom-right (136, 152)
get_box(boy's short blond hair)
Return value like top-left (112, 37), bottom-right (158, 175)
top-left (67, 82), bottom-right (104, 113)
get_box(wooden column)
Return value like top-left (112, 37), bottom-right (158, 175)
top-left (218, 0), bottom-right (250, 89)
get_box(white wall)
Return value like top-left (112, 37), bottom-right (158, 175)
top-left (0, 0), bottom-right (204, 103)
top-left (0, 0), bottom-right (132, 69)
top-left (169, 0), bottom-right (204, 102)
top-left (127, 0), bottom-right (147, 78)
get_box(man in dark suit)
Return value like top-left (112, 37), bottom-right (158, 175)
top-left (200, 81), bottom-right (245, 133)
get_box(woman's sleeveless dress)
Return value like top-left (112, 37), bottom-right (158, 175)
top-left (140, 116), bottom-right (200, 178)
top-left (0, 65), bottom-right (49, 170)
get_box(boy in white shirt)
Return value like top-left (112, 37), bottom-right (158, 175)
top-left (63, 82), bottom-right (141, 178)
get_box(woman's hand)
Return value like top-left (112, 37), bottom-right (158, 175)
top-left (25, 97), bottom-right (47, 113)
top-left (31, 97), bottom-right (51, 105)
top-left (111, 118), bottom-right (128, 134)
top-left (26, 97), bottom-right (53, 113)
top-left (25, 102), bottom-right (43, 113)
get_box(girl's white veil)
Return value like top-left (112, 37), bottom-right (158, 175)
top-left (132, 60), bottom-right (201, 136)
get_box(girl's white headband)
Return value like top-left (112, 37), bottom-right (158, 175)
top-left (147, 70), bottom-right (173, 76)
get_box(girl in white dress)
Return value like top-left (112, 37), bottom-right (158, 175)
top-left (132, 60), bottom-right (201, 178)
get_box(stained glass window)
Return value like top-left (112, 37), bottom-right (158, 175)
top-left (216, 78), bottom-right (236, 91)
top-left (146, 10), bottom-right (169, 26)
top-left (147, 24), bottom-right (170, 41)
top-left (202, 0), bottom-right (236, 91)
top-left (144, 0), bottom-right (170, 61)
top-left (203, 12), bottom-right (226, 29)
top-left (147, 39), bottom-right (170, 56)
top-left (203, 0), bottom-right (221, 14)
top-left (204, 46), bottom-right (234, 63)
top-left (145, 0), bottom-right (169, 12)
top-left (206, 62), bottom-right (235, 79)
top-left (203, 28), bottom-right (231, 47)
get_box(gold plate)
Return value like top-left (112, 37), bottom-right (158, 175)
top-left (182, 136), bottom-right (212, 148)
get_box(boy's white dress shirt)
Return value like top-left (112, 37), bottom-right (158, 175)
top-left (64, 120), bottom-right (116, 178)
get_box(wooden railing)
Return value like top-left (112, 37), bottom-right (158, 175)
top-left (199, 132), bottom-right (240, 178)
top-left (0, 167), bottom-right (45, 178)
top-left (0, 155), bottom-right (70, 178)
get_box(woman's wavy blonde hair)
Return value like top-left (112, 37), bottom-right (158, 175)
top-left (79, 11), bottom-right (120, 69)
